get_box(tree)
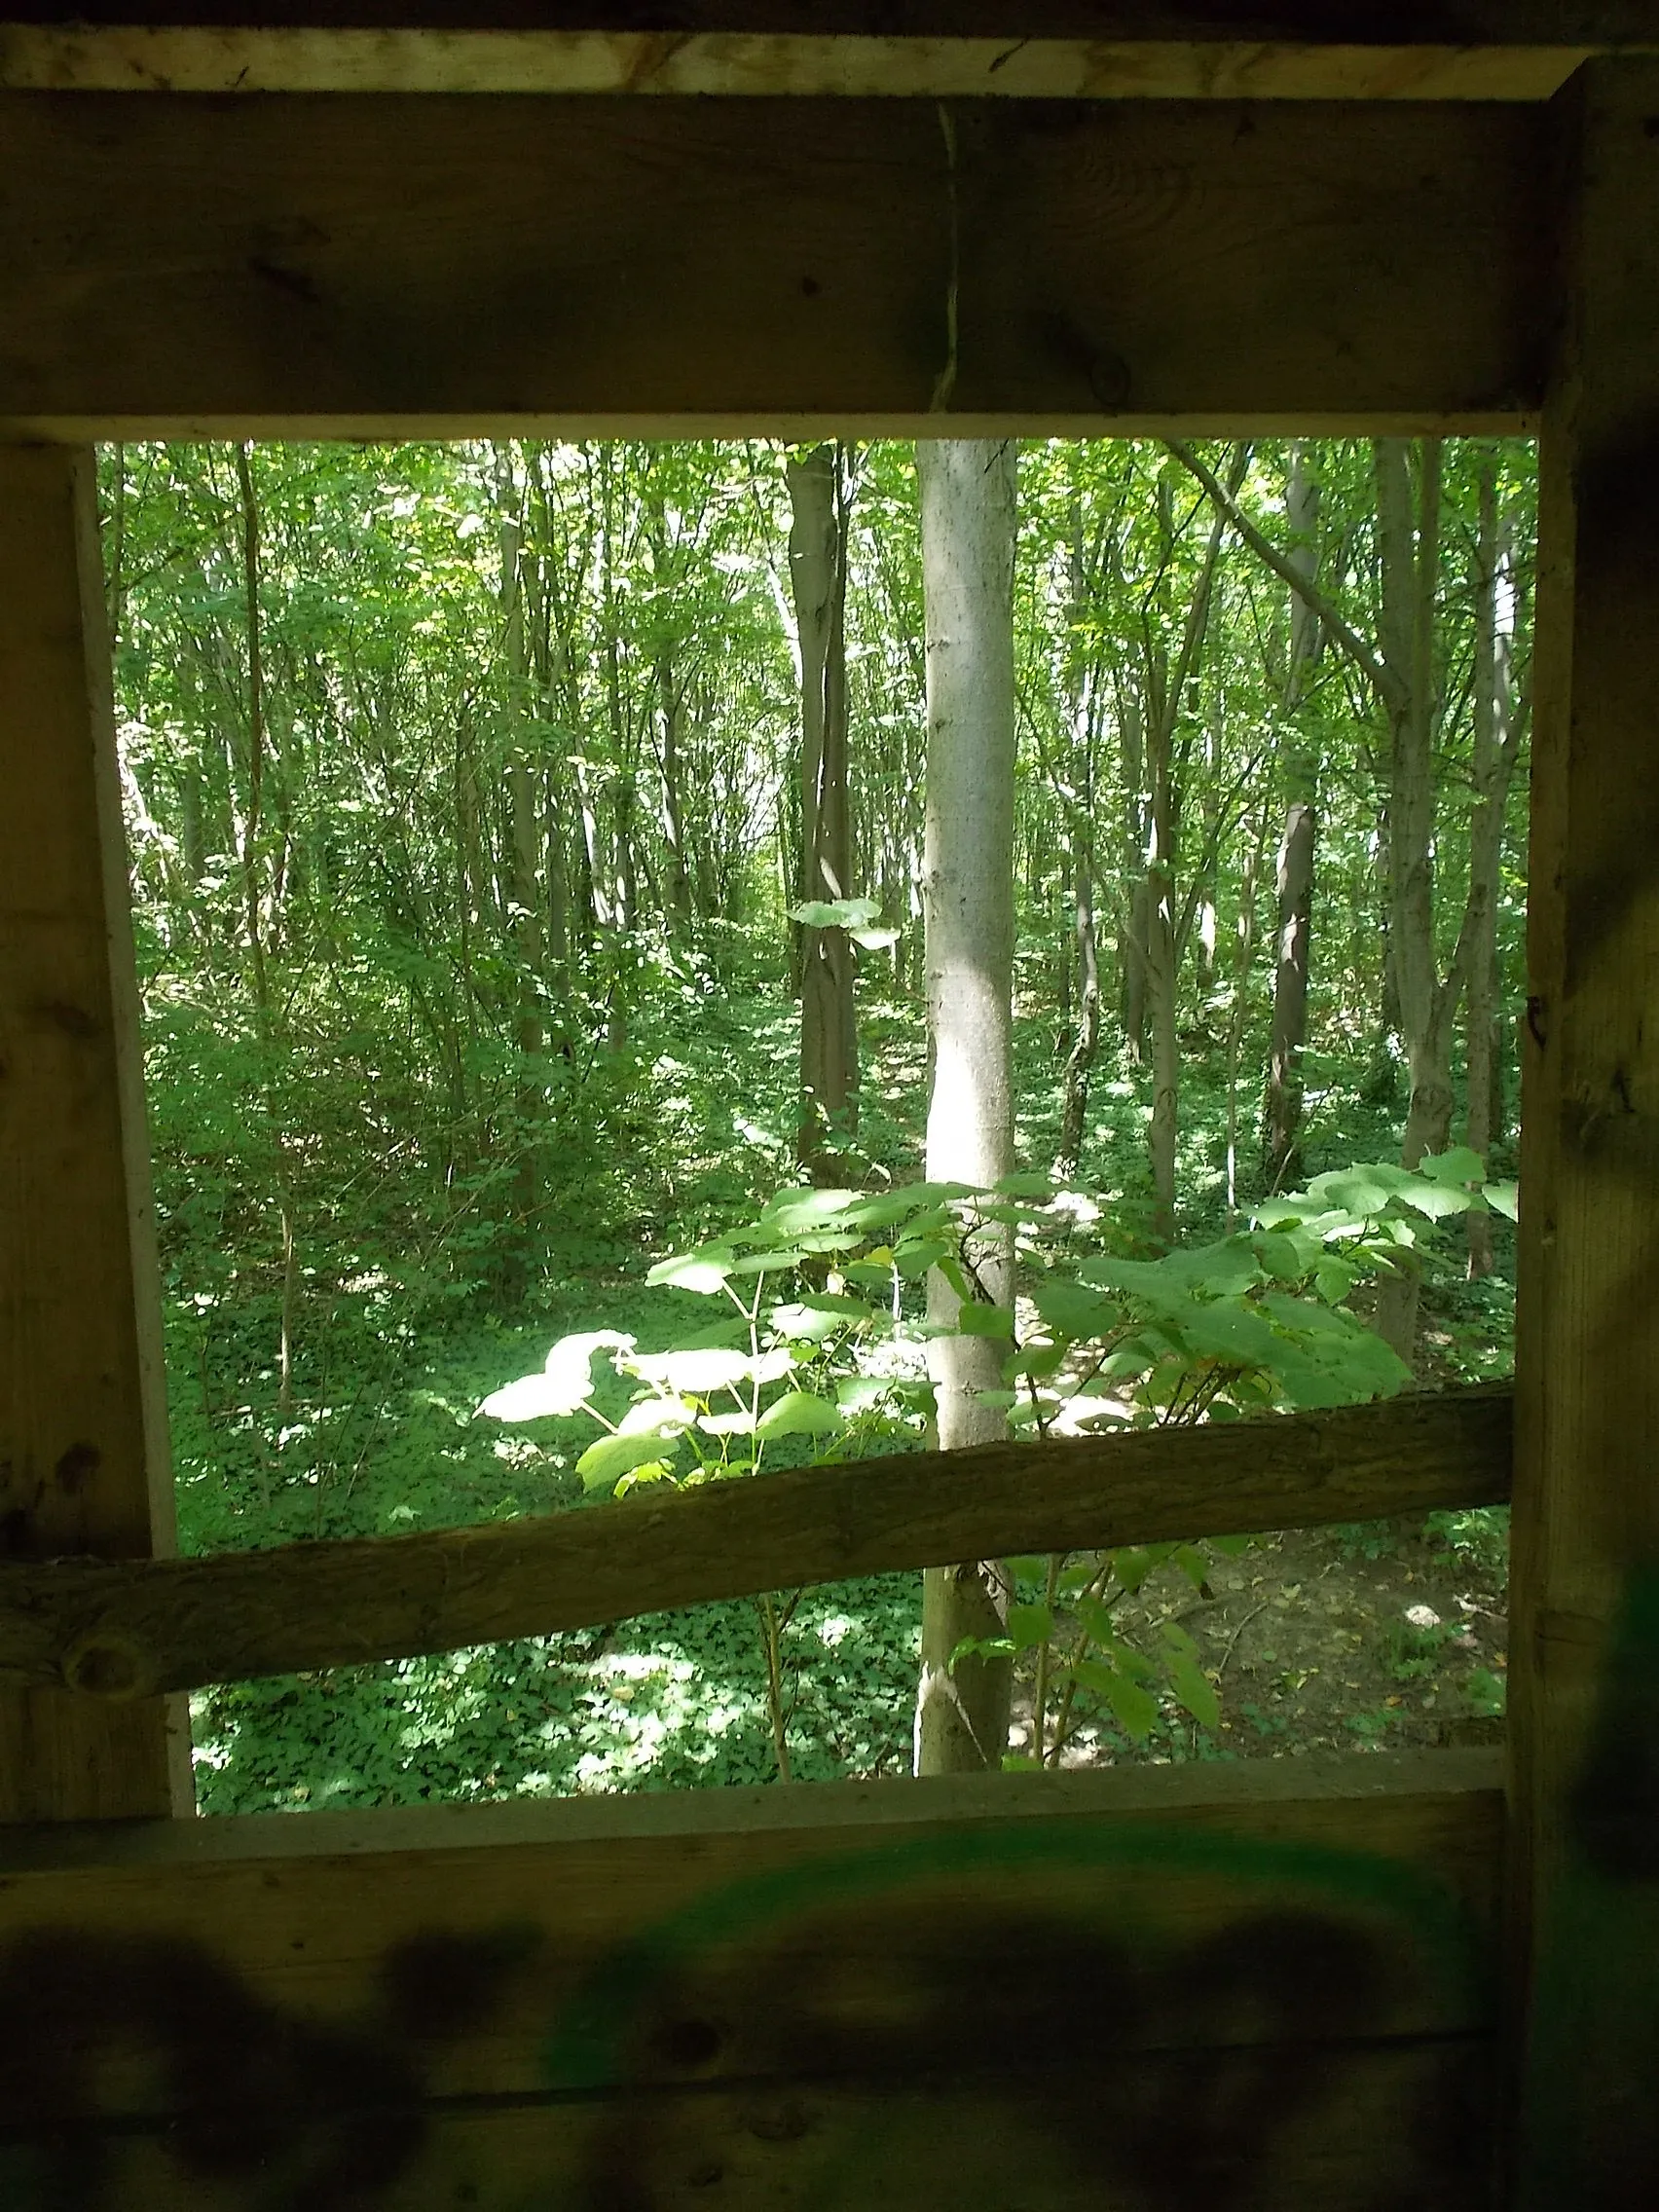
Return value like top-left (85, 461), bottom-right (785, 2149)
top-left (786, 444), bottom-right (858, 1176)
top-left (912, 438), bottom-right (1019, 1778)
top-left (1263, 443), bottom-right (1323, 1190)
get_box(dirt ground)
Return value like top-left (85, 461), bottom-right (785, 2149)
top-left (1007, 1512), bottom-right (1509, 1767)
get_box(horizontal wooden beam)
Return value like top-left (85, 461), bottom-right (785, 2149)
top-left (0, 1385), bottom-right (1511, 1697)
top-left (0, 92), bottom-right (1549, 436)
top-left (0, 23), bottom-right (1601, 99)
top-left (0, 1750), bottom-right (1505, 2204)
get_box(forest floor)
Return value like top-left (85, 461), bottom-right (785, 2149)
top-left (167, 967), bottom-right (1516, 1815)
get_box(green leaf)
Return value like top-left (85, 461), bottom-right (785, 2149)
top-left (756, 1389), bottom-right (845, 1440)
top-left (1005, 1601), bottom-right (1054, 1651)
top-left (616, 1395), bottom-right (695, 1438)
top-left (1032, 1280), bottom-right (1122, 1339)
top-left (645, 1247), bottom-right (735, 1293)
top-left (1167, 1652), bottom-right (1220, 1732)
top-left (1484, 1179), bottom-right (1519, 1221)
top-left (1173, 1543), bottom-right (1210, 1590)
top-left (630, 1346), bottom-right (793, 1392)
top-left (788, 896), bottom-right (881, 930)
top-left (952, 1300), bottom-right (1014, 1340)
top-left (1073, 1659), bottom-right (1160, 1739)
top-left (1419, 1145), bottom-right (1485, 1186)
top-left (575, 1430), bottom-right (684, 1488)
top-left (479, 1329), bottom-right (636, 1421)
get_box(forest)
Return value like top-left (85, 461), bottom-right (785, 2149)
top-left (103, 434), bottom-right (1529, 1815)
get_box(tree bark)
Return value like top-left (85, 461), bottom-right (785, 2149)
top-left (913, 438), bottom-right (1018, 1778)
top-left (786, 444), bottom-right (857, 1178)
top-left (494, 445), bottom-right (546, 1256)
top-left (1464, 457), bottom-right (1527, 1277)
top-left (1263, 443), bottom-right (1322, 1191)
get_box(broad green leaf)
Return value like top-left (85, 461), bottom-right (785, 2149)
top-left (697, 1409), bottom-right (758, 1436)
top-left (1032, 1280), bottom-right (1122, 1339)
top-left (630, 1346), bottom-right (793, 1392)
top-left (479, 1329), bottom-right (635, 1421)
top-left (1167, 1653), bottom-right (1221, 1732)
top-left (1419, 1145), bottom-right (1485, 1187)
top-left (645, 1247), bottom-right (735, 1293)
top-left (788, 896), bottom-right (881, 930)
top-left (756, 1389), bottom-right (845, 1440)
top-left (616, 1394), bottom-right (695, 1438)
top-left (1074, 1658), bottom-right (1160, 1739)
top-left (576, 1430), bottom-right (684, 1487)
top-left (1005, 1601), bottom-right (1054, 1651)
top-left (1484, 1179), bottom-right (1519, 1221)
top-left (1395, 1181), bottom-right (1476, 1220)
top-left (953, 1300), bottom-right (1014, 1340)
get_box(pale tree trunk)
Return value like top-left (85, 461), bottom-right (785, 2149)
top-left (1374, 439), bottom-right (1454, 1360)
top-left (1264, 442), bottom-right (1322, 1189)
top-left (1119, 703), bottom-right (1149, 1059)
top-left (786, 444), bottom-right (857, 1178)
top-left (1056, 501), bottom-right (1101, 1181)
top-left (494, 446), bottom-right (546, 1254)
top-left (1464, 458), bottom-right (1526, 1276)
top-left (1140, 453), bottom-right (1240, 1242)
top-left (1144, 673), bottom-right (1181, 1241)
top-left (234, 443), bottom-right (299, 1426)
top-left (913, 439), bottom-right (1017, 1779)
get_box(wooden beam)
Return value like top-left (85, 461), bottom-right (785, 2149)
top-left (0, 23), bottom-right (1599, 100)
top-left (0, 1750), bottom-right (1504, 2206)
top-left (0, 1385), bottom-right (1511, 1697)
top-left (0, 93), bottom-right (1549, 438)
top-left (0, 445), bottom-right (185, 1819)
top-left (1510, 53), bottom-right (1659, 1968)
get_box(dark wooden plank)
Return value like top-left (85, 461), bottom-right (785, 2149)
top-left (0, 93), bottom-right (1548, 436)
top-left (1510, 50), bottom-right (1659, 1966)
top-left (0, 1752), bottom-right (1503, 2203)
top-left (0, 1385), bottom-right (1511, 1697)
top-left (0, 2), bottom-right (1644, 48)
top-left (0, 19), bottom-right (1599, 99)
top-left (0, 445), bottom-right (185, 1820)
top-left (0, 1752), bottom-right (1503, 2081)
top-left (0, 2040), bottom-right (1494, 2208)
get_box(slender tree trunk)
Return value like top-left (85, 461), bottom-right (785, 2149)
top-left (234, 443), bottom-right (299, 1424)
top-left (913, 439), bottom-right (1017, 1779)
top-left (494, 446), bottom-right (546, 1254)
top-left (1374, 437), bottom-right (1454, 1359)
top-left (1144, 692), bottom-right (1181, 1241)
top-left (1119, 703), bottom-right (1149, 1059)
top-left (1464, 458), bottom-right (1526, 1277)
top-left (1264, 442), bottom-right (1321, 1188)
top-left (786, 444), bottom-right (858, 1176)
top-left (655, 643), bottom-right (694, 936)
top-left (1056, 505), bottom-right (1101, 1181)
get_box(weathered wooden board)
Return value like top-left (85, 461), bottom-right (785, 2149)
top-left (0, 1751), bottom-right (1501, 2207)
top-left (0, 1385), bottom-right (1511, 1696)
top-left (0, 445), bottom-right (185, 1819)
top-left (0, 93), bottom-right (1549, 437)
top-left (0, 21), bottom-right (1598, 100)
top-left (1511, 54), bottom-right (1659, 1949)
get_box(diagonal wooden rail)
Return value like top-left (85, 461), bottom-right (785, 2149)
top-left (0, 1385), bottom-right (1510, 1699)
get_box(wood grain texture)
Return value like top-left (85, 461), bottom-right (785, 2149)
top-left (0, 23), bottom-right (1595, 99)
top-left (0, 2), bottom-right (1642, 46)
top-left (0, 444), bottom-right (183, 1820)
top-left (0, 1384), bottom-right (1511, 1697)
top-left (1510, 56), bottom-right (1659, 1949)
top-left (0, 93), bottom-right (1549, 437)
top-left (0, 1751), bottom-right (1503, 2204)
